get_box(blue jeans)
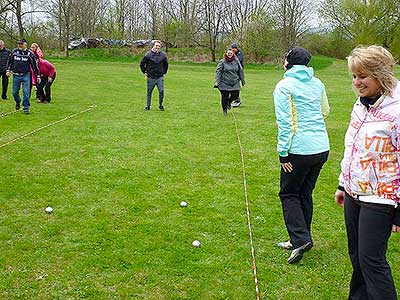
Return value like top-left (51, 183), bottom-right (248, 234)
top-left (146, 77), bottom-right (164, 107)
top-left (12, 73), bottom-right (31, 110)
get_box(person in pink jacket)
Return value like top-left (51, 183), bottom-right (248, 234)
top-left (37, 58), bottom-right (56, 103)
top-left (335, 45), bottom-right (400, 300)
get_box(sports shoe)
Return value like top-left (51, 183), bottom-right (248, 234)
top-left (287, 242), bottom-right (313, 264)
top-left (223, 109), bottom-right (227, 116)
top-left (23, 109), bottom-right (30, 114)
top-left (159, 106), bottom-right (165, 111)
top-left (277, 240), bottom-right (293, 250)
top-left (145, 106), bottom-right (150, 111)
top-left (232, 101), bottom-right (241, 107)
top-left (15, 103), bottom-right (20, 110)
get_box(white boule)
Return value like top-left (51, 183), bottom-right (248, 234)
top-left (192, 240), bottom-right (201, 247)
top-left (180, 201), bottom-right (188, 207)
top-left (45, 206), bottom-right (53, 214)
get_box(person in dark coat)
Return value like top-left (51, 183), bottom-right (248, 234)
top-left (6, 38), bottom-right (40, 114)
top-left (230, 43), bottom-right (244, 107)
top-left (140, 40), bottom-right (168, 111)
top-left (214, 47), bottom-right (245, 116)
top-left (0, 40), bottom-right (11, 100)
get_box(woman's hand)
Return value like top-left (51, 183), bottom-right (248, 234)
top-left (335, 189), bottom-right (345, 207)
top-left (280, 162), bottom-right (293, 173)
top-left (392, 225), bottom-right (400, 233)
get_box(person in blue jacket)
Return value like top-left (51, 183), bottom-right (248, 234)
top-left (273, 47), bottom-right (330, 264)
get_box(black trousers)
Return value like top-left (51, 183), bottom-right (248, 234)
top-left (279, 151), bottom-right (329, 248)
top-left (0, 71), bottom-right (8, 99)
top-left (220, 90), bottom-right (239, 111)
top-left (37, 73), bottom-right (56, 102)
top-left (344, 194), bottom-right (397, 300)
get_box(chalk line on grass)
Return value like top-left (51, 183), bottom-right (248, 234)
top-left (0, 105), bottom-right (97, 149)
top-left (231, 110), bottom-right (261, 300)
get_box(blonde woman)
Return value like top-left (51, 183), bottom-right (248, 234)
top-left (335, 45), bottom-right (400, 300)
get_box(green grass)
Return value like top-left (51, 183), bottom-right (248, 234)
top-left (0, 59), bottom-right (399, 300)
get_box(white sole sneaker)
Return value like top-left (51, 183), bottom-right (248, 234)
top-left (277, 240), bottom-right (293, 250)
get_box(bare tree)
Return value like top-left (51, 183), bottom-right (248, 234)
top-left (270, 0), bottom-right (313, 50)
top-left (226, 0), bottom-right (269, 42)
top-left (197, 0), bottom-right (226, 62)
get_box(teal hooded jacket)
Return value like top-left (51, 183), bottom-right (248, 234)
top-left (273, 65), bottom-right (330, 158)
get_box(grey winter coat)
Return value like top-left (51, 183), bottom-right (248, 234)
top-left (215, 58), bottom-right (245, 91)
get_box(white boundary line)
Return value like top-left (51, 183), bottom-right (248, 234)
top-left (0, 105), bottom-right (97, 149)
top-left (231, 110), bottom-right (261, 300)
top-left (0, 109), bottom-right (19, 118)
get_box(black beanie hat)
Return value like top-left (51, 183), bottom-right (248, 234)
top-left (285, 47), bottom-right (311, 69)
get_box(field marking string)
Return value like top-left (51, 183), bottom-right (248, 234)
top-left (0, 105), bottom-right (97, 149)
top-left (231, 110), bottom-right (261, 300)
top-left (0, 109), bottom-right (19, 118)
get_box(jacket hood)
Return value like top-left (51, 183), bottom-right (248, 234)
top-left (283, 65), bottom-right (314, 82)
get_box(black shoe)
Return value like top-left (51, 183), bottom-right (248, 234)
top-left (223, 109), bottom-right (227, 116)
top-left (23, 109), bottom-right (30, 114)
top-left (228, 104), bottom-right (232, 110)
top-left (232, 101), bottom-right (241, 108)
top-left (15, 103), bottom-right (20, 110)
top-left (145, 106), bottom-right (150, 111)
top-left (287, 242), bottom-right (313, 264)
top-left (159, 106), bottom-right (165, 111)
top-left (1, 96), bottom-right (6, 100)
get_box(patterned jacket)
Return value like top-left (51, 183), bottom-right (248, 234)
top-left (339, 82), bottom-right (400, 207)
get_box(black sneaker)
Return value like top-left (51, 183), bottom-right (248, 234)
top-left (1, 96), bottom-right (7, 100)
top-left (287, 242), bottom-right (313, 264)
top-left (23, 109), bottom-right (30, 114)
top-left (15, 103), bottom-right (20, 110)
top-left (145, 106), bottom-right (150, 111)
top-left (223, 109), bottom-right (227, 116)
top-left (159, 106), bottom-right (165, 111)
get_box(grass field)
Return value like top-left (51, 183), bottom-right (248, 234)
top-left (0, 57), bottom-right (399, 300)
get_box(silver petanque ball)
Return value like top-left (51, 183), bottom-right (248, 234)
top-left (45, 206), bottom-right (53, 214)
top-left (180, 201), bottom-right (188, 207)
top-left (192, 240), bottom-right (201, 247)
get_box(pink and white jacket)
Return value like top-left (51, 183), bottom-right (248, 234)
top-left (339, 82), bottom-right (400, 207)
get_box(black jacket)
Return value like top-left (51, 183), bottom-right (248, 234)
top-left (0, 48), bottom-right (11, 72)
top-left (236, 50), bottom-right (244, 69)
top-left (140, 50), bottom-right (168, 79)
top-left (7, 48), bottom-right (39, 76)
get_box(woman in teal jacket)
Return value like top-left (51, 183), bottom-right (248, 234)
top-left (274, 47), bottom-right (330, 264)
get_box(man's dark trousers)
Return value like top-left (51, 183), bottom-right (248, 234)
top-left (0, 71), bottom-right (8, 99)
top-left (279, 151), bottom-right (329, 249)
top-left (344, 194), bottom-right (397, 300)
top-left (146, 77), bottom-right (164, 108)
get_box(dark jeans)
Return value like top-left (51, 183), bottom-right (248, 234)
top-left (344, 194), bottom-right (397, 300)
top-left (279, 151), bottom-right (329, 248)
top-left (219, 90), bottom-right (239, 111)
top-left (0, 71), bottom-right (8, 98)
top-left (37, 73), bottom-right (56, 102)
top-left (146, 77), bottom-right (164, 107)
top-left (12, 73), bottom-right (30, 110)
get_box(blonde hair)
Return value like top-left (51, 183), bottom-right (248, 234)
top-left (348, 45), bottom-right (397, 96)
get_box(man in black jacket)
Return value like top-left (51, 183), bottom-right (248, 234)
top-left (230, 43), bottom-right (244, 107)
top-left (0, 40), bottom-right (11, 99)
top-left (140, 40), bottom-right (168, 111)
top-left (6, 39), bottom-right (40, 114)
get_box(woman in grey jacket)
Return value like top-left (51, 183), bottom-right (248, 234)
top-left (214, 48), bottom-right (245, 115)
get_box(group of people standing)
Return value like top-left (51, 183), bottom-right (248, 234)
top-left (139, 40), bottom-right (246, 114)
top-left (273, 45), bottom-right (400, 300)
top-left (0, 38), bottom-right (56, 114)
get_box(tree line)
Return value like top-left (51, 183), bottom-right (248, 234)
top-left (0, 0), bottom-right (399, 62)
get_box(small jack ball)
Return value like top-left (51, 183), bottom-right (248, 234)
top-left (45, 207), bottom-right (53, 214)
top-left (180, 201), bottom-right (188, 207)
